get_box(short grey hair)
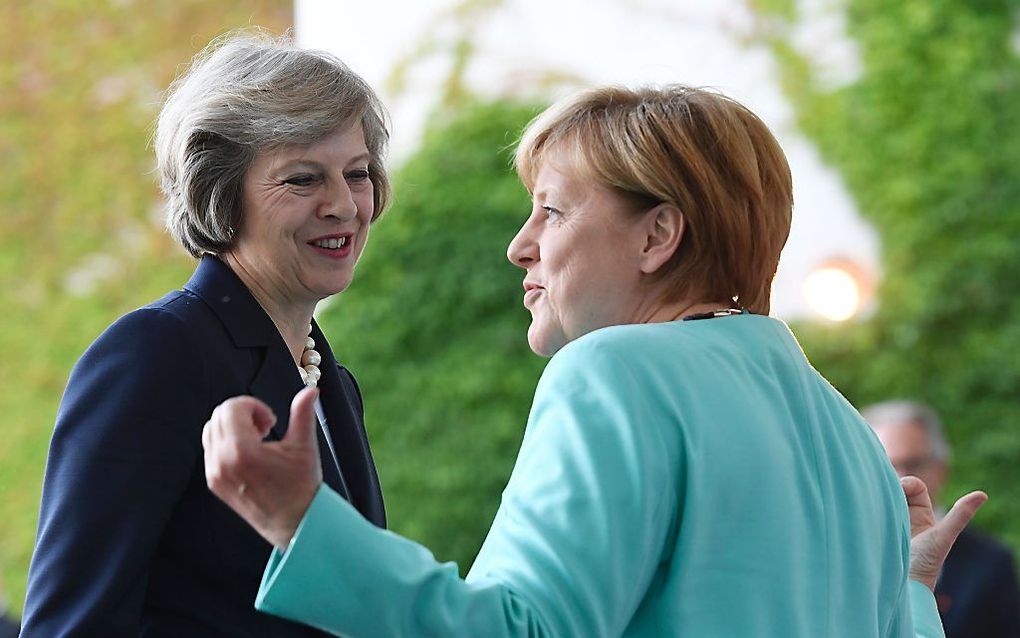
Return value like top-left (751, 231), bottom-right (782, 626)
top-left (861, 400), bottom-right (952, 462)
top-left (155, 29), bottom-right (392, 257)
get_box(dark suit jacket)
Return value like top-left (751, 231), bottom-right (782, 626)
top-left (0, 612), bottom-right (17, 638)
top-left (21, 256), bottom-right (386, 637)
top-left (937, 528), bottom-right (1020, 638)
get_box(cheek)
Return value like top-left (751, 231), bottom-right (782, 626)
top-left (357, 186), bottom-right (375, 221)
top-left (557, 263), bottom-right (633, 335)
top-left (552, 262), bottom-right (592, 311)
top-left (355, 226), bottom-right (372, 258)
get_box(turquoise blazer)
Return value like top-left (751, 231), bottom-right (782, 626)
top-left (255, 315), bottom-right (944, 637)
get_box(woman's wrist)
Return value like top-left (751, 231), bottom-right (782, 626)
top-left (266, 481), bottom-right (321, 551)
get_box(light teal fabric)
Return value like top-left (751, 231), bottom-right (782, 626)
top-left (256, 315), bottom-right (944, 637)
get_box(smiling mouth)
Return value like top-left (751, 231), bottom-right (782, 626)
top-left (312, 237), bottom-right (349, 249)
top-left (308, 234), bottom-right (354, 259)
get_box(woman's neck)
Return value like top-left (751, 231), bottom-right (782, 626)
top-left (220, 253), bottom-right (315, 365)
top-left (642, 298), bottom-right (740, 324)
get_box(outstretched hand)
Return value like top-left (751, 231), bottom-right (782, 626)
top-left (202, 387), bottom-right (323, 550)
top-left (902, 476), bottom-right (987, 591)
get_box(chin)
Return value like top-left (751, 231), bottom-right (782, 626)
top-left (527, 324), bottom-right (565, 358)
top-left (321, 272), bottom-right (356, 297)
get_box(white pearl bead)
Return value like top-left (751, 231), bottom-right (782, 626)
top-left (299, 326), bottom-right (319, 387)
top-left (302, 349), bottom-right (322, 367)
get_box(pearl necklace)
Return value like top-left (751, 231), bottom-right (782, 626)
top-left (298, 324), bottom-right (322, 387)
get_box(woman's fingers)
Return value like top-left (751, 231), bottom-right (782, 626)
top-left (203, 397), bottom-right (276, 501)
top-left (940, 490), bottom-right (988, 543)
top-left (200, 391), bottom-right (323, 549)
top-left (900, 475), bottom-right (930, 505)
top-left (218, 396), bottom-right (277, 438)
top-left (900, 475), bottom-right (935, 538)
top-left (903, 475), bottom-right (989, 591)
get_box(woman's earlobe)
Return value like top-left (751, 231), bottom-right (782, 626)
top-left (640, 204), bottom-right (685, 274)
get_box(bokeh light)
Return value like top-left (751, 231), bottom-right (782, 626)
top-left (803, 262), bottom-right (866, 322)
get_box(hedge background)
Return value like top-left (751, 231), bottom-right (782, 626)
top-left (3, 0), bottom-right (1019, 622)
top-left (756, 0), bottom-right (1020, 550)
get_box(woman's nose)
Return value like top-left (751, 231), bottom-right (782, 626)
top-left (507, 217), bottom-right (539, 268)
top-left (319, 181), bottom-right (359, 221)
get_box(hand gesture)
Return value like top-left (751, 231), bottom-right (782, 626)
top-left (202, 387), bottom-right (323, 550)
top-left (901, 476), bottom-right (987, 591)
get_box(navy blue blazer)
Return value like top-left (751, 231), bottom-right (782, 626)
top-left (22, 256), bottom-right (386, 637)
top-left (0, 612), bottom-right (17, 638)
top-left (936, 528), bottom-right (1020, 638)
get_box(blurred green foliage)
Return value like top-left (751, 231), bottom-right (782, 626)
top-left (759, 0), bottom-right (1020, 548)
top-left (319, 101), bottom-right (547, 571)
top-left (7, 0), bottom-right (1019, 622)
top-left (0, 2), bottom-right (291, 616)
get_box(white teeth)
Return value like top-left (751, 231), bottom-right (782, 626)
top-left (314, 237), bottom-right (349, 249)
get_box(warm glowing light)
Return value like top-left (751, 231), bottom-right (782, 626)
top-left (803, 266), bottom-right (862, 322)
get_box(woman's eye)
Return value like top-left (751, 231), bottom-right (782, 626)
top-left (284, 174), bottom-right (319, 187)
top-left (542, 205), bottom-right (563, 221)
top-left (346, 169), bottom-right (371, 183)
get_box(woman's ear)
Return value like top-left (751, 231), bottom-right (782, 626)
top-left (639, 203), bottom-right (685, 274)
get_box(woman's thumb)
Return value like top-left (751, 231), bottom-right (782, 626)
top-left (284, 386), bottom-right (320, 449)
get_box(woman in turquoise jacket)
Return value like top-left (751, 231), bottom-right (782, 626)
top-left (203, 85), bottom-right (984, 637)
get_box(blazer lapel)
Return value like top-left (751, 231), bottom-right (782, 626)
top-left (183, 255), bottom-right (349, 498)
top-left (248, 347), bottom-right (350, 500)
top-left (311, 320), bottom-right (384, 524)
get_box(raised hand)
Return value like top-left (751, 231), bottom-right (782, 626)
top-left (203, 387), bottom-right (323, 550)
top-left (901, 475), bottom-right (988, 591)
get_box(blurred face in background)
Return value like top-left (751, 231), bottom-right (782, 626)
top-left (873, 420), bottom-right (947, 502)
top-left (506, 147), bottom-right (652, 357)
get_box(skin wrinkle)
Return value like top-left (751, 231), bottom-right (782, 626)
top-left (508, 146), bottom-right (728, 357)
top-left (223, 124), bottom-right (374, 364)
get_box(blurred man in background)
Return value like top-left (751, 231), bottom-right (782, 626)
top-left (863, 400), bottom-right (1020, 638)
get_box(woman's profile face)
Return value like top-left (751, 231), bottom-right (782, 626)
top-left (507, 148), bottom-right (650, 357)
top-left (229, 124), bottom-right (375, 306)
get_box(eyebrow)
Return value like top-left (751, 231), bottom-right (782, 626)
top-left (280, 153), bottom-right (372, 171)
top-left (532, 187), bottom-right (567, 205)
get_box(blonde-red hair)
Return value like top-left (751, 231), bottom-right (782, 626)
top-left (515, 85), bottom-right (793, 314)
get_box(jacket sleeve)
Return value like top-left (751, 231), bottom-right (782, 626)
top-left (20, 308), bottom-right (208, 637)
top-left (255, 337), bottom-right (679, 637)
top-left (885, 580), bottom-right (945, 638)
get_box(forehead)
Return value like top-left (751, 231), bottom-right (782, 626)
top-left (874, 420), bottom-right (931, 455)
top-left (531, 146), bottom-right (590, 198)
top-left (263, 124), bottom-right (369, 166)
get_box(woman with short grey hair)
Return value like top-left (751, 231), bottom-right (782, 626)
top-left (21, 30), bottom-right (389, 637)
top-left (156, 32), bottom-right (391, 257)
